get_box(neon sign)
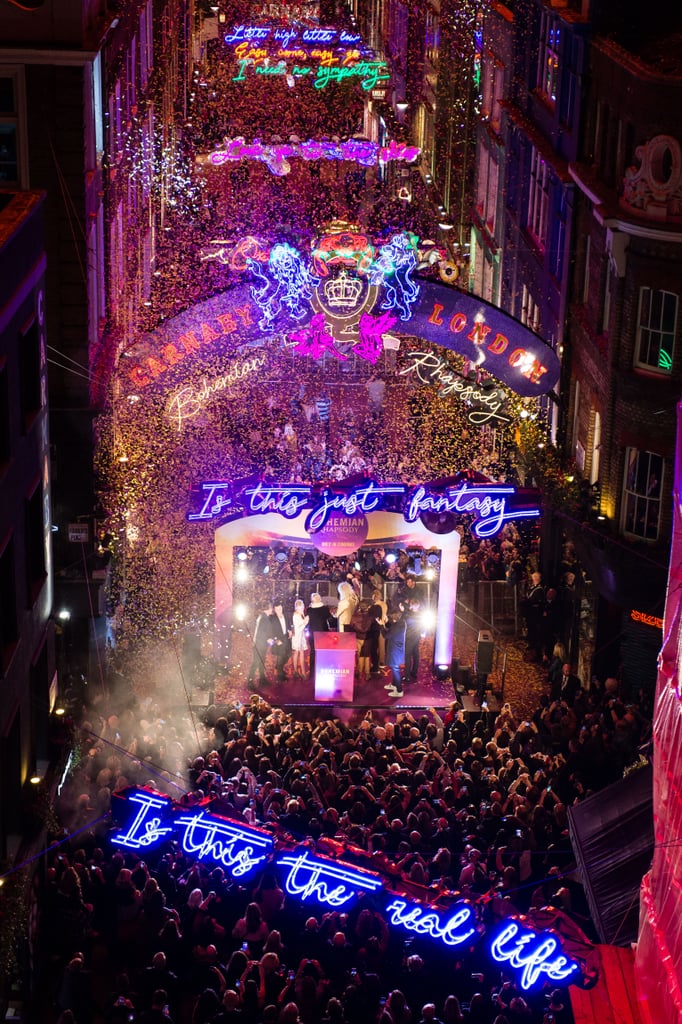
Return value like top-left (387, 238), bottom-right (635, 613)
top-left (187, 477), bottom-right (541, 538)
top-left (120, 272), bottom-right (561, 398)
top-left (403, 484), bottom-right (539, 538)
top-left (277, 850), bottom-right (383, 905)
top-left (400, 351), bottom-right (511, 426)
top-left (203, 138), bottom-right (420, 177)
top-left (490, 921), bottom-right (580, 990)
top-left (165, 354), bottom-right (267, 430)
top-left (110, 788), bottom-right (587, 990)
top-left (385, 898), bottom-right (477, 947)
top-left (630, 610), bottom-right (664, 630)
top-left (231, 56), bottom-right (389, 92)
top-left (224, 24), bottom-right (363, 47)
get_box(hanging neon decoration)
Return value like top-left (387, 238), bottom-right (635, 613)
top-left (202, 138), bottom-right (420, 177)
top-left (231, 57), bottom-right (389, 92)
top-left (277, 850), bottom-right (383, 905)
top-left (110, 788), bottom-right (588, 991)
top-left (490, 921), bottom-right (580, 990)
top-left (385, 898), bottom-right (477, 947)
top-left (224, 25), bottom-right (363, 47)
top-left (248, 243), bottom-right (319, 330)
top-left (400, 351), bottom-right (511, 426)
top-left (186, 477), bottom-right (541, 538)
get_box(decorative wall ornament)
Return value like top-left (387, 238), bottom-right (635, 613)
top-left (622, 135), bottom-right (682, 222)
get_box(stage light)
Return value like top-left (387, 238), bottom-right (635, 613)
top-left (385, 552), bottom-right (397, 564)
top-left (30, 774), bottom-right (42, 785)
top-left (57, 609), bottom-right (71, 621)
top-left (354, 561), bottom-right (361, 570)
top-left (237, 550), bottom-right (248, 561)
top-left (425, 567), bottom-right (436, 581)
top-left (236, 565), bottom-right (249, 583)
top-left (54, 706), bottom-right (65, 716)
top-left (235, 603), bottom-right (248, 622)
top-left (435, 664), bottom-right (450, 680)
top-left (421, 608), bottom-right (437, 630)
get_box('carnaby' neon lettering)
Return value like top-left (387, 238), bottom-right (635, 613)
top-left (489, 921), bottom-right (580, 990)
top-left (176, 811), bottom-right (273, 877)
top-left (385, 898), bottom-right (477, 947)
top-left (277, 851), bottom-right (383, 906)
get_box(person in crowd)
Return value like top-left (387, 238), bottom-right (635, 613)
top-left (385, 603), bottom-right (407, 698)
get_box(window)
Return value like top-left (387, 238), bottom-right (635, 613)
top-left (635, 288), bottom-right (677, 373)
top-left (537, 12), bottom-right (560, 105)
top-left (526, 146), bottom-right (549, 249)
top-left (0, 69), bottom-right (26, 187)
top-left (623, 449), bottom-right (663, 540)
top-left (521, 285), bottom-right (541, 334)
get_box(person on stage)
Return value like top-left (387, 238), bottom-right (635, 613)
top-left (268, 598), bottom-right (292, 682)
top-left (291, 599), bottom-right (309, 679)
top-left (306, 593), bottom-right (331, 679)
top-left (247, 599), bottom-right (274, 689)
top-left (385, 603), bottom-right (407, 698)
top-left (333, 580), bottom-right (358, 632)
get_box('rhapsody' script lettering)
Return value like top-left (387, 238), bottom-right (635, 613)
top-left (400, 351), bottom-right (511, 425)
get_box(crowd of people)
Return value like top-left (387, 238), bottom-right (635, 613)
top-left (43, 629), bottom-right (651, 1024)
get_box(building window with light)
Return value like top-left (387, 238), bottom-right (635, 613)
top-left (526, 146), bottom-right (549, 250)
top-left (537, 12), bottom-right (560, 106)
top-left (622, 449), bottom-right (663, 541)
top-left (635, 287), bottom-right (677, 374)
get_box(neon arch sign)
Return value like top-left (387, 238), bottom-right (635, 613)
top-left (110, 788), bottom-right (587, 992)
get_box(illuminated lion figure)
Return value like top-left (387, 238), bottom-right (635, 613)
top-left (368, 234), bottom-right (420, 321)
top-left (248, 243), bottom-right (320, 331)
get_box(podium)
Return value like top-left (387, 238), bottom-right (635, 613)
top-left (314, 632), bottom-right (356, 702)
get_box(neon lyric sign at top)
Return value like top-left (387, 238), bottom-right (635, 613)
top-left (109, 788), bottom-right (587, 991)
top-left (186, 478), bottom-right (541, 539)
top-left (224, 25), bottom-right (363, 47)
top-left (231, 57), bottom-right (390, 92)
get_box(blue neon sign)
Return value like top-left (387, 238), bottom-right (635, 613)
top-left (187, 478), bottom-right (541, 539)
top-left (277, 850), bottom-right (383, 906)
top-left (109, 789), bottom-right (586, 990)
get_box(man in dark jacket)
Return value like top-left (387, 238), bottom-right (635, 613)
top-left (247, 600), bottom-right (274, 688)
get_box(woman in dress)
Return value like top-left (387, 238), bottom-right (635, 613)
top-left (291, 598), bottom-right (309, 678)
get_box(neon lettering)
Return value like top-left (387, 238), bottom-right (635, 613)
top-left (178, 331), bottom-right (202, 354)
top-left (403, 482), bottom-right (540, 537)
top-left (489, 921), bottom-right (579, 990)
top-left (205, 137), bottom-right (420, 175)
top-left (488, 332), bottom-right (508, 354)
top-left (243, 483), bottom-right (311, 518)
top-left (305, 482), bottom-right (407, 533)
top-left (385, 898), bottom-right (477, 947)
top-left (111, 791), bottom-right (174, 850)
top-left (187, 483), bottom-right (234, 522)
top-left (277, 851), bottom-right (382, 906)
top-left (449, 312), bottom-right (467, 333)
top-left (428, 303), bottom-right (444, 326)
top-left (399, 352), bottom-right (511, 425)
top-left (468, 321), bottom-right (492, 345)
top-left (176, 811), bottom-right (273, 877)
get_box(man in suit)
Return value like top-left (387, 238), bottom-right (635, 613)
top-left (552, 662), bottom-right (581, 706)
top-left (247, 599), bottom-right (274, 689)
top-left (268, 598), bottom-right (291, 681)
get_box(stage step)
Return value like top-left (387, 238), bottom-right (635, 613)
top-left (570, 945), bottom-right (644, 1024)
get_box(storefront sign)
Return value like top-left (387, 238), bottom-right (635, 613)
top-left (630, 610), bottom-right (664, 630)
top-left (187, 477), bottom-right (541, 539)
top-left (110, 787), bottom-right (587, 991)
